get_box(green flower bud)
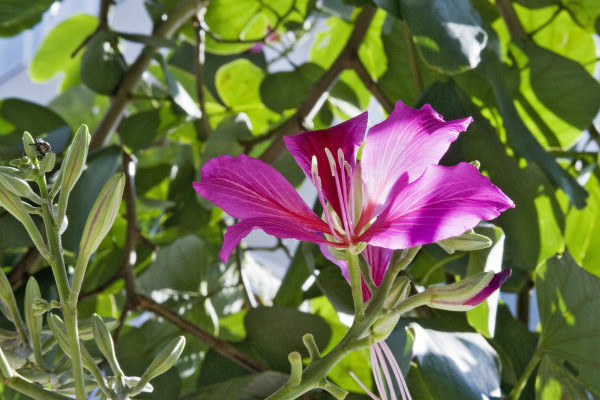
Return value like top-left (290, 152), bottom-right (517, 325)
top-left (371, 313), bottom-right (400, 342)
top-left (38, 152), bottom-right (56, 175)
top-left (31, 298), bottom-right (52, 316)
top-left (137, 336), bottom-right (185, 390)
top-left (437, 230), bottom-right (492, 254)
top-left (383, 276), bottom-right (410, 310)
top-left (0, 268), bottom-right (27, 344)
top-left (46, 313), bottom-right (70, 353)
top-left (0, 172), bottom-right (41, 203)
top-left (22, 132), bottom-right (37, 161)
top-left (92, 314), bottom-right (124, 377)
top-left (54, 125), bottom-right (91, 221)
top-left (24, 277), bottom-right (43, 365)
top-left (0, 185), bottom-right (48, 258)
top-left (78, 173), bottom-right (125, 261)
top-left (425, 270), bottom-right (511, 311)
top-left (78, 316), bottom-right (117, 341)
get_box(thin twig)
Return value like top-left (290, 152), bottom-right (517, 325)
top-left (350, 55), bottom-right (394, 114)
top-left (90, 0), bottom-right (206, 149)
top-left (135, 294), bottom-right (267, 372)
top-left (258, 4), bottom-right (377, 163)
top-left (71, 0), bottom-right (112, 57)
top-left (193, 13), bottom-right (213, 137)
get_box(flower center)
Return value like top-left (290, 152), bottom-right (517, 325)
top-left (311, 147), bottom-right (364, 246)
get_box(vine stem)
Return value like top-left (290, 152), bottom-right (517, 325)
top-left (509, 350), bottom-right (542, 400)
top-left (3, 374), bottom-right (72, 400)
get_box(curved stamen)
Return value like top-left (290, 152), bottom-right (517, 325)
top-left (374, 343), bottom-right (397, 400)
top-left (311, 156), bottom-right (343, 241)
top-left (371, 344), bottom-right (388, 400)
top-left (380, 342), bottom-right (412, 400)
top-left (337, 149), bottom-right (354, 238)
top-left (324, 147), bottom-right (352, 242)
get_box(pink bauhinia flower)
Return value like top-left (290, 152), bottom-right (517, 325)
top-left (193, 101), bottom-right (514, 262)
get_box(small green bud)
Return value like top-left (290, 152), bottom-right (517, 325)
top-left (38, 152), bottom-right (56, 174)
top-left (437, 230), bottom-right (492, 254)
top-left (46, 313), bottom-right (70, 353)
top-left (78, 316), bottom-right (117, 341)
top-left (371, 313), bottom-right (400, 341)
top-left (383, 276), bottom-right (410, 309)
top-left (78, 173), bottom-right (125, 260)
top-left (92, 314), bottom-right (124, 377)
top-left (31, 298), bottom-right (52, 316)
top-left (470, 160), bottom-right (481, 169)
top-left (0, 172), bottom-right (41, 203)
top-left (425, 270), bottom-right (511, 311)
top-left (22, 132), bottom-right (37, 161)
top-left (54, 125), bottom-right (91, 221)
top-left (24, 277), bottom-right (43, 365)
top-left (138, 336), bottom-right (185, 388)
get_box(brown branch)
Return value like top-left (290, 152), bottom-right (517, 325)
top-left (258, 4), bottom-right (378, 164)
top-left (496, 0), bottom-right (530, 40)
top-left (9, 247), bottom-right (42, 290)
top-left (119, 151), bottom-right (139, 308)
top-left (193, 14), bottom-right (213, 138)
top-left (350, 55), bottom-right (394, 114)
top-left (90, 0), bottom-right (206, 149)
top-left (135, 294), bottom-right (267, 373)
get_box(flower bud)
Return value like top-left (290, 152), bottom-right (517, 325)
top-left (38, 152), bottom-right (56, 175)
top-left (22, 132), bottom-right (37, 161)
top-left (54, 125), bottom-right (91, 220)
top-left (437, 230), bottom-right (492, 254)
top-left (92, 314), bottom-right (124, 377)
top-left (383, 276), bottom-right (410, 310)
top-left (0, 172), bottom-right (41, 203)
top-left (24, 277), bottom-right (43, 364)
top-left (46, 313), bottom-right (70, 353)
top-left (79, 173), bottom-right (125, 260)
top-left (371, 313), bottom-right (400, 342)
top-left (0, 268), bottom-right (26, 342)
top-left (426, 269), bottom-right (511, 311)
top-left (137, 336), bottom-right (185, 389)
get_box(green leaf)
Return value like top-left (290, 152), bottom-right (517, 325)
top-left (479, 51), bottom-right (587, 209)
top-left (536, 357), bottom-right (590, 400)
top-left (204, 0), bottom-right (269, 55)
top-left (48, 84), bottom-right (110, 133)
top-left (315, 265), bottom-right (354, 315)
top-left (121, 109), bottom-right (162, 152)
top-left (273, 243), bottom-right (313, 307)
top-left (244, 306), bottom-right (331, 372)
top-left (159, 58), bottom-right (201, 118)
top-left (260, 63), bottom-right (324, 113)
top-left (202, 115), bottom-right (247, 162)
top-left (400, 0), bottom-right (488, 74)
top-left (407, 323), bottom-right (501, 399)
top-left (511, 40), bottom-right (600, 137)
top-left (215, 59), bottom-right (278, 135)
top-left (564, 170), bottom-right (600, 278)
top-left (62, 145), bottom-right (120, 252)
top-left (30, 14), bottom-right (97, 82)
top-left (536, 252), bottom-right (600, 394)
top-left (80, 31), bottom-right (126, 95)
top-left (561, 0), bottom-right (600, 31)
top-left (0, 0), bottom-right (57, 37)
top-left (138, 235), bottom-right (210, 293)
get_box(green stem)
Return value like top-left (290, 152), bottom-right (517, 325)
top-left (37, 176), bottom-right (86, 400)
top-left (347, 252), bottom-right (364, 317)
top-left (509, 350), bottom-right (542, 400)
top-left (267, 248), bottom-right (420, 400)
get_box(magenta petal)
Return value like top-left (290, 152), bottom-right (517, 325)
top-left (284, 112), bottom-right (367, 216)
top-left (361, 101), bottom-right (472, 214)
top-left (464, 269), bottom-right (512, 306)
top-left (363, 245), bottom-right (393, 288)
top-left (193, 154), bottom-right (326, 231)
top-left (221, 217), bottom-right (329, 262)
top-left (362, 163), bottom-right (514, 249)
